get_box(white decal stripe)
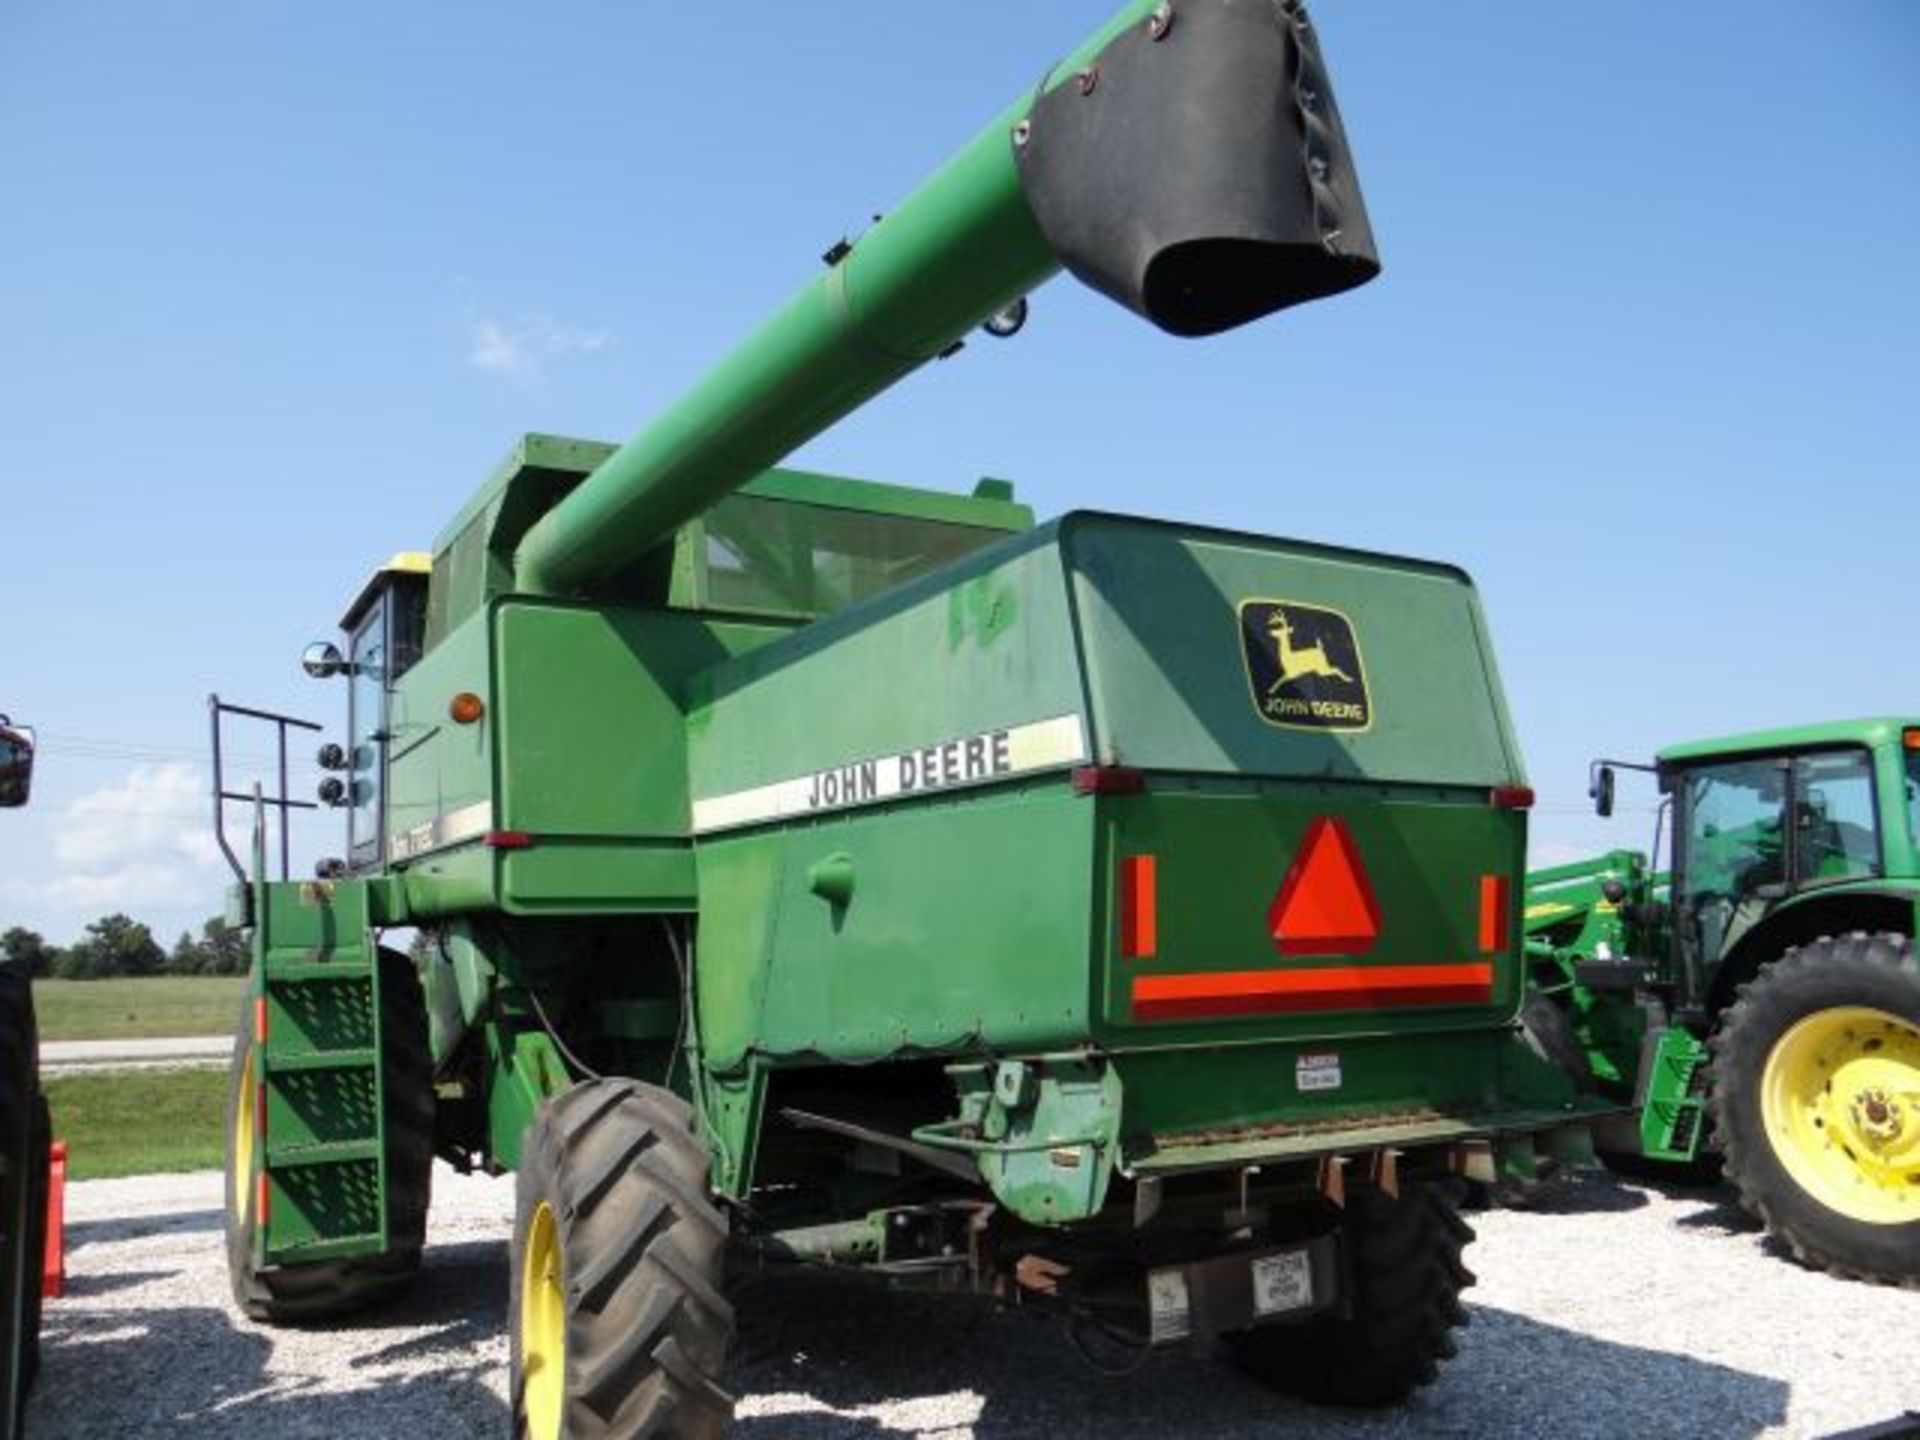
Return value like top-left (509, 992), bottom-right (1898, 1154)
top-left (691, 713), bottom-right (1087, 835)
top-left (389, 798), bottom-right (494, 861)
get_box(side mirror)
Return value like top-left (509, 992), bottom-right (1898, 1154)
top-left (1590, 764), bottom-right (1616, 818)
top-left (302, 642), bottom-right (348, 679)
top-left (0, 718), bottom-right (35, 809)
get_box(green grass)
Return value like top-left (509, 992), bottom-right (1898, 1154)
top-left (34, 975), bottom-right (244, 1042)
top-left (46, 1067), bottom-right (227, 1181)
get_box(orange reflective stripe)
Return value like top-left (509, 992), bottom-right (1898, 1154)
top-left (1120, 855), bottom-right (1157, 959)
top-left (1478, 874), bottom-right (1511, 954)
top-left (1132, 962), bottom-right (1492, 1021)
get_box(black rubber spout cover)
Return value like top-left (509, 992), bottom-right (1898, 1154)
top-left (1016, 0), bottom-right (1379, 338)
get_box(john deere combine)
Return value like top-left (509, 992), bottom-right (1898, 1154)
top-left (1526, 719), bottom-right (1920, 1285)
top-left (218, 4), bottom-right (1602, 1432)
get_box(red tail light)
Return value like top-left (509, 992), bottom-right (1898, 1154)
top-left (485, 830), bottom-right (534, 849)
top-left (1490, 786), bottom-right (1535, 810)
top-left (1073, 766), bottom-right (1145, 796)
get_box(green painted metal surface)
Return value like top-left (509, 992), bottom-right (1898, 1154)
top-left (249, 878), bottom-right (388, 1265)
top-left (1638, 1026), bottom-right (1709, 1161)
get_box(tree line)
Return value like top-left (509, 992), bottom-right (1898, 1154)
top-left (1, 914), bottom-right (248, 980)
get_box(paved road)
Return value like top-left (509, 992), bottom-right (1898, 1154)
top-left (25, 1166), bottom-right (1920, 1437)
top-left (39, 1036), bottom-right (228, 1073)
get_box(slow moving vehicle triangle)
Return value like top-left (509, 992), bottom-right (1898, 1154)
top-left (1268, 815), bottom-right (1382, 955)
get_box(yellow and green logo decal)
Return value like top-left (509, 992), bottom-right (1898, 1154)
top-left (1238, 599), bottom-right (1371, 732)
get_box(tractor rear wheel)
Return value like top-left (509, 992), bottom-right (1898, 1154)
top-left (1709, 932), bottom-right (1920, 1286)
top-left (226, 947), bottom-right (436, 1321)
top-left (510, 1078), bottom-right (734, 1439)
top-left (0, 961), bottom-right (46, 1433)
top-left (1225, 1181), bottom-right (1474, 1407)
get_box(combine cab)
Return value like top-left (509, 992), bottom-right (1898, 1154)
top-left (1527, 720), bottom-right (1920, 1284)
top-left (217, 3), bottom-right (1606, 1432)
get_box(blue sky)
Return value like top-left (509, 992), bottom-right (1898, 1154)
top-left (2, 3), bottom-right (1916, 945)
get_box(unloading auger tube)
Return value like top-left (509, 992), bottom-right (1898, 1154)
top-left (513, 0), bottom-right (1378, 597)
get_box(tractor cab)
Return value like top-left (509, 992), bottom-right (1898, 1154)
top-left (303, 553), bottom-right (430, 871)
top-left (1588, 719), bottom-right (1920, 1011)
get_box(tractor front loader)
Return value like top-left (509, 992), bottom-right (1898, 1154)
top-left (218, 4), bottom-right (1606, 1434)
top-left (1526, 720), bottom-right (1920, 1285)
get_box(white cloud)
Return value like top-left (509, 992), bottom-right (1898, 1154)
top-left (467, 313), bottom-right (613, 381)
top-left (34, 764), bottom-right (222, 911)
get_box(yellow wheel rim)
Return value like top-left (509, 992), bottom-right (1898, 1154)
top-left (231, 1048), bottom-right (255, 1227)
top-left (520, 1200), bottom-right (567, 1440)
top-left (1761, 1005), bottom-right (1920, 1224)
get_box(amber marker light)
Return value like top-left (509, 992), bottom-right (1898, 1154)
top-left (449, 692), bottom-right (485, 724)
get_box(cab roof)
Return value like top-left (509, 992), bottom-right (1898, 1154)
top-left (340, 551), bottom-right (430, 631)
top-left (1658, 717), bottom-right (1920, 767)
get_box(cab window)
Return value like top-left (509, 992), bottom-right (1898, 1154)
top-left (1790, 749), bottom-right (1879, 884)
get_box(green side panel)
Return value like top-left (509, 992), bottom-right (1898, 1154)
top-left (1094, 786), bottom-right (1524, 1044)
top-left (253, 879), bottom-right (387, 1264)
top-left (687, 529), bottom-right (1084, 802)
top-left (401, 844), bottom-right (496, 916)
top-left (499, 841), bottom-right (698, 913)
top-left (695, 783), bottom-right (1093, 1069)
top-left (494, 602), bottom-right (786, 837)
top-left (386, 606), bottom-right (494, 859)
top-left (1061, 513), bottom-right (1526, 788)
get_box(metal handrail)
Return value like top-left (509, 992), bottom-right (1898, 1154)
top-left (209, 694), bottom-right (321, 885)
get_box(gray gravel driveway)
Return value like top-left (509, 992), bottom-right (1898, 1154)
top-left (26, 1166), bottom-right (1920, 1438)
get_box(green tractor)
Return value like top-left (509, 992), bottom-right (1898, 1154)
top-left (217, 4), bottom-right (1605, 1433)
top-left (1526, 718), bottom-right (1920, 1284)
top-left (0, 716), bottom-right (50, 1439)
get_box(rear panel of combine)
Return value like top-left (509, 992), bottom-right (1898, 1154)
top-left (1058, 515), bottom-right (1548, 1156)
top-left (688, 512), bottom-right (1568, 1194)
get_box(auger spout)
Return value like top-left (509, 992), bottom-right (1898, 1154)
top-left (514, 0), bottom-right (1377, 596)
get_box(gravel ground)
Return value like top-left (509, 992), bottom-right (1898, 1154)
top-left (27, 1165), bottom-right (1920, 1439)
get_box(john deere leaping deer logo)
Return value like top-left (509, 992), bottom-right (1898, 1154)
top-left (1237, 599), bottom-right (1371, 731)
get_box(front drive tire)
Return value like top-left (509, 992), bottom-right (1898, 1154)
top-left (511, 1079), bottom-right (734, 1440)
top-left (226, 947), bottom-right (436, 1322)
top-left (1708, 931), bottom-right (1920, 1286)
top-left (1225, 1181), bottom-right (1475, 1407)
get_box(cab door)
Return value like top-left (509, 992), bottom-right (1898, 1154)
top-left (346, 594), bottom-right (388, 870)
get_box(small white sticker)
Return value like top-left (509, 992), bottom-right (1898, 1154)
top-left (1296, 1051), bottom-right (1342, 1092)
top-left (1251, 1251), bottom-right (1314, 1316)
top-left (1147, 1267), bottom-right (1191, 1344)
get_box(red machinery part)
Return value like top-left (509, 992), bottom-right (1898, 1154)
top-left (43, 1139), bottom-right (67, 1299)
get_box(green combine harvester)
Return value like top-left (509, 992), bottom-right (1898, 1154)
top-left (0, 716), bottom-right (49, 1440)
top-left (1525, 719), bottom-right (1920, 1285)
top-left (215, 3), bottom-right (1605, 1433)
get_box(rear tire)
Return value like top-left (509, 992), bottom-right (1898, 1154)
top-left (1225, 1182), bottom-right (1474, 1407)
top-left (227, 947), bottom-right (436, 1322)
top-left (0, 961), bottom-right (45, 1433)
top-left (510, 1078), bottom-right (734, 1439)
top-left (1708, 932), bottom-right (1920, 1286)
